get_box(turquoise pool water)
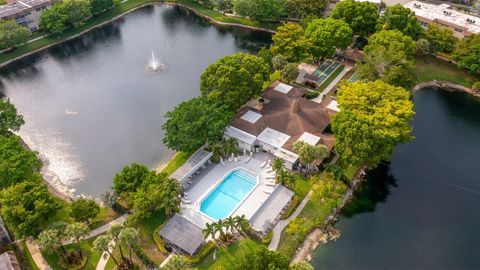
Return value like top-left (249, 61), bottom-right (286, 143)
top-left (200, 169), bottom-right (257, 220)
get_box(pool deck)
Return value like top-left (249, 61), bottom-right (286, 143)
top-left (179, 152), bottom-right (280, 229)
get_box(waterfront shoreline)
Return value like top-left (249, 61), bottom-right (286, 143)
top-left (413, 80), bottom-right (480, 97)
top-left (0, 1), bottom-right (274, 69)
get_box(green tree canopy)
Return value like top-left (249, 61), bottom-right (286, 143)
top-left (200, 52), bottom-right (270, 110)
top-left (271, 23), bottom-right (311, 62)
top-left (331, 0), bottom-right (378, 37)
top-left (290, 261), bottom-right (314, 270)
top-left (272, 54), bottom-right (288, 71)
top-left (357, 46), bottom-right (416, 88)
top-left (90, 0), bottom-right (119, 15)
top-left (40, 5), bottom-right (69, 34)
top-left (377, 4), bottom-right (423, 40)
top-left (332, 81), bottom-right (414, 167)
top-left (284, 0), bottom-right (328, 19)
top-left (0, 98), bottom-right (25, 135)
top-left (311, 172), bottom-right (347, 211)
top-left (0, 182), bottom-right (61, 238)
top-left (236, 246), bottom-right (290, 270)
top-left (0, 135), bottom-right (42, 188)
top-left (113, 163), bottom-right (156, 206)
top-left (233, 0), bottom-right (286, 21)
top-left (163, 255), bottom-right (192, 270)
top-left (280, 63), bottom-right (299, 83)
top-left (423, 23), bottom-right (457, 54)
top-left (62, 0), bottom-right (92, 28)
top-left (452, 33), bottom-right (480, 75)
top-left (293, 141), bottom-right (329, 172)
top-left (304, 18), bottom-right (353, 61)
top-left (365, 29), bottom-right (417, 59)
top-left (0, 20), bottom-right (29, 50)
top-left (69, 198), bottom-right (100, 223)
top-left (163, 97), bottom-right (233, 152)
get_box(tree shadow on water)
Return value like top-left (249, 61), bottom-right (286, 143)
top-left (341, 163), bottom-right (397, 218)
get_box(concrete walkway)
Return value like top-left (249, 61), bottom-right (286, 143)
top-left (268, 191), bottom-right (313, 250)
top-left (63, 213), bottom-right (128, 245)
top-left (159, 253), bottom-right (174, 268)
top-left (25, 239), bottom-right (52, 270)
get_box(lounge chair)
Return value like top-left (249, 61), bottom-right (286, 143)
top-left (181, 198), bottom-right (191, 204)
top-left (263, 189), bottom-right (272, 194)
top-left (244, 156), bottom-right (252, 163)
top-left (266, 182), bottom-right (276, 186)
top-left (265, 176), bottom-right (275, 180)
top-left (260, 161), bottom-right (267, 168)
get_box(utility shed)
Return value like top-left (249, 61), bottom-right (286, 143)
top-left (159, 214), bottom-right (205, 256)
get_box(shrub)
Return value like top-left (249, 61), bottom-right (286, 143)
top-left (261, 230), bottom-right (273, 244)
top-left (185, 241), bottom-right (216, 264)
top-left (281, 196), bottom-right (299, 219)
top-left (472, 82), bottom-right (480, 92)
top-left (303, 90), bottom-right (320, 99)
top-left (131, 242), bottom-right (156, 269)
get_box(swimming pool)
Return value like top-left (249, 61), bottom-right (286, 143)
top-left (200, 168), bottom-right (258, 220)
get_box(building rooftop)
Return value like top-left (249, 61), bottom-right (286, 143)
top-left (159, 214), bottom-right (204, 256)
top-left (229, 81), bottom-right (336, 152)
top-left (170, 149), bottom-right (212, 185)
top-left (0, 0), bottom-right (55, 19)
top-left (0, 251), bottom-right (20, 270)
top-left (404, 1), bottom-right (480, 34)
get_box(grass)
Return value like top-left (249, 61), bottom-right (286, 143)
top-left (90, 207), bottom-right (121, 230)
top-left (42, 237), bottom-right (103, 270)
top-left (105, 243), bottom-right (144, 270)
top-left (415, 56), bottom-right (479, 88)
top-left (21, 242), bottom-right (39, 270)
top-left (136, 211), bottom-right (167, 264)
top-left (0, 0), bottom-right (276, 66)
top-left (159, 151), bottom-right (193, 175)
top-left (196, 239), bottom-right (263, 270)
top-left (318, 65), bottom-right (346, 92)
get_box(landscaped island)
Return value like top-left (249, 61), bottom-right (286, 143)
top-left (0, 0), bottom-right (479, 269)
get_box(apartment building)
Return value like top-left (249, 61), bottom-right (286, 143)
top-left (0, 0), bottom-right (58, 32)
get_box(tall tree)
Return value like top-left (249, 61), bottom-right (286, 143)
top-left (271, 23), bottom-right (311, 62)
top-left (284, 0), bottom-right (328, 19)
top-left (0, 98), bottom-right (25, 135)
top-left (163, 97), bottom-right (233, 152)
top-left (311, 172), bottom-right (347, 211)
top-left (90, 0), bottom-right (119, 15)
top-left (331, 0), bottom-right (378, 37)
top-left (357, 46), bottom-right (416, 88)
top-left (37, 228), bottom-right (67, 256)
top-left (235, 246), bottom-right (290, 270)
top-left (65, 222), bottom-right (89, 258)
top-left (377, 4), bottom-right (423, 40)
top-left (0, 20), bottom-right (29, 50)
top-left (200, 52), bottom-right (270, 110)
top-left (291, 261), bottom-right (314, 270)
top-left (452, 33), bottom-right (480, 75)
top-left (304, 18), bottom-right (353, 61)
top-left (233, 0), bottom-right (286, 21)
top-left (364, 29), bottom-right (417, 59)
top-left (69, 198), bottom-right (100, 223)
top-left (0, 182), bottom-right (60, 237)
top-left (423, 23), bottom-right (457, 54)
top-left (113, 163), bottom-right (155, 206)
top-left (93, 235), bottom-right (120, 267)
top-left (118, 227), bottom-right (138, 265)
top-left (280, 63), bottom-right (299, 83)
top-left (62, 0), bottom-right (92, 28)
top-left (40, 5), bottom-right (68, 33)
top-left (0, 135), bottom-right (42, 188)
top-left (332, 81), bottom-right (414, 167)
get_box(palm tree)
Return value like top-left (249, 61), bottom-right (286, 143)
top-left (162, 178), bottom-right (181, 216)
top-left (109, 224), bottom-right (126, 262)
top-left (65, 222), bottom-right (89, 258)
top-left (234, 215), bottom-right (250, 234)
top-left (272, 158), bottom-right (284, 174)
top-left (293, 141), bottom-right (330, 174)
top-left (224, 216), bottom-right (236, 233)
top-left (93, 235), bottom-right (119, 267)
top-left (37, 228), bottom-right (67, 257)
top-left (119, 227), bottom-right (138, 265)
top-left (203, 222), bottom-right (216, 239)
top-left (214, 219), bottom-right (225, 237)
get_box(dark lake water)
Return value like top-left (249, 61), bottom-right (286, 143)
top-left (0, 5), bottom-right (271, 196)
top-left (312, 89), bottom-right (480, 269)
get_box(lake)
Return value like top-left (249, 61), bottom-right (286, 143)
top-left (312, 89), bottom-right (480, 269)
top-left (0, 5), bottom-right (271, 196)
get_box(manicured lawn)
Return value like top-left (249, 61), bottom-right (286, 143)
top-left (0, 0), bottom-right (276, 66)
top-left (289, 174), bottom-right (312, 199)
top-left (90, 207), bottom-right (121, 230)
top-left (42, 237), bottom-right (102, 270)
top-left (415, 56), bottom-right (479, 88)
top-left (318, 65), bottom-right (346, 91)
top-left (160, 151), bottom-right (193, 175)
top-left (105, 243), bottom-right (144, 270)
top-left (196, 239), bottom-right (263, 270)
top-left (136, 211), bottom-right (167, 264)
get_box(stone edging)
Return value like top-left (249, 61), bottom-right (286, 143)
top-left (291, 166), bottom-right (369, 263)
top-left (0, 2), bottom-right (274, 69)
top-left (412, 80), bottom-right (479, 97)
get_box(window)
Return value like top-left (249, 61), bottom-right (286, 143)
top-left (454, 28), bottom-right (463, 33)
top-left (420, 21), bottom-right (428, 27)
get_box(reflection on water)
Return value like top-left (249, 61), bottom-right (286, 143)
top-left (312, 89), bottom-right (480, 269)
top-left (0, 4), bottom-right (271, 196)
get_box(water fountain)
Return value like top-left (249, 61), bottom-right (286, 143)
top-left (146, 51), bottom-right (164, 72)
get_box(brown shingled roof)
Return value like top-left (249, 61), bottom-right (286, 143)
top-left (230, 81), bottom-right (336, 152)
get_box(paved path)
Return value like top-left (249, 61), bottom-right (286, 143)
top-left (312, 65), bottom-right (352, 103)
top-left (95, 240), bottom-right (116, 270)
top-left (25, 239), bottom-right (52, 270)
top-left (159, 253), bottom-right (174, 268)
top-left (63, 213), bottom-right (128, 245)
top-left (268, 191), bottom-right (313, 250)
